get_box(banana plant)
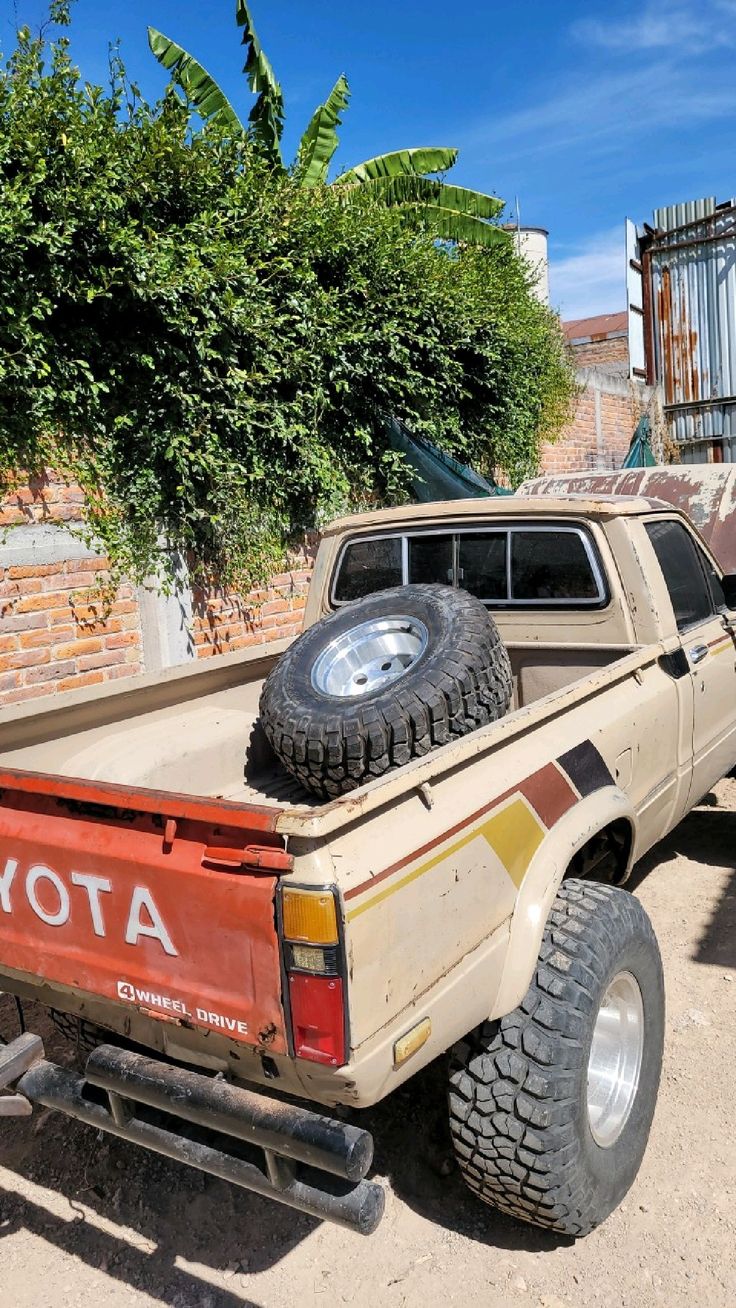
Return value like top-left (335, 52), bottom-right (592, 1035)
top-left (147, 2), bottom-right (507, 248)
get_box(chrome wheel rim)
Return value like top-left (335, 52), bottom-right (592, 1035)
top-left (587, 969), bottom-right (644, 1148)
top-left (310, 614), bottom-right (429, 699)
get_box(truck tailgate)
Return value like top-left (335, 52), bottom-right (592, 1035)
top-left (0, 769), bottom-right (290, 1054)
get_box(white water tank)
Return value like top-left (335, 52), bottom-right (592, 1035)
top-left (504, 225), bottom-right (549, 304)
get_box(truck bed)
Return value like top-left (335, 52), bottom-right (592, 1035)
top-left (0, 634), bottom-right (648, 833)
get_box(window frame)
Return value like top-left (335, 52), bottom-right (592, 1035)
top-left (330, 521), bottom-right (610, 610)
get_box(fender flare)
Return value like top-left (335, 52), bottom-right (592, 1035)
top-left (490, 785), bottom-right (637, 1020)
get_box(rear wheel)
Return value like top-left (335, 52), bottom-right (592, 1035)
top-left (448, 879), bottom-right (664, 1236)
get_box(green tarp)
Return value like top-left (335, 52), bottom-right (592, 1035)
top-left (386, 419), bottom-right (513, 501)
top-left (623, 416), bottom-right (656, 468)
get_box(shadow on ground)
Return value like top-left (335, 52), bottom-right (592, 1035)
top-left (0, 990), bottom-right (570, 1308)
top-left (627, 796), bottom-right (736, 969)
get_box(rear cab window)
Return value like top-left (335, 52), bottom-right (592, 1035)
top-left (331, 522), bottom-right (608, 609)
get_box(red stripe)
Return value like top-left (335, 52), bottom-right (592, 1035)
top-left (520, 763), bottom-right (579, 827)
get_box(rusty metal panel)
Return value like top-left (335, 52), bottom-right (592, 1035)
top-left (647, 201), bottom-right (736, 445)
top-left (520, 465), bottom-right (736, 573)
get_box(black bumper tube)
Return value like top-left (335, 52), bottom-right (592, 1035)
top-left (16, 1046), bottom-right (384, 1236)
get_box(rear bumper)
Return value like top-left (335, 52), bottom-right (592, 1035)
top-left (0, 1034), bottom-right (384, 1235)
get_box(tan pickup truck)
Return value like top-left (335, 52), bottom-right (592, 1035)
top-left (2, 493), bottom-right (736, 1239)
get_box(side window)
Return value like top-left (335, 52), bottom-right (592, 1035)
top-left (645, 520), bottom-right (715, 631)
top-left (457, 533), bottom-right (507, 600)
top-left (333, 537), bottom-right (402, 602)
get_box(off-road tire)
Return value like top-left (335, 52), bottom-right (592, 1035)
top-left (259, 584), bottom-right (512, 799)
top-left (448, 879), bottom-right (665, 1237)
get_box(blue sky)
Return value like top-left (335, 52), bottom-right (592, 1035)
top-left (6, 0), bottom-right (736, 319)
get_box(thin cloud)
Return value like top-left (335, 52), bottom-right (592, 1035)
top-left (549, 228), bottom-right (626, 321)
top-left (463, 59), bottom-right (736, 166)
top-left (572, 0), bottom-right (734, 53)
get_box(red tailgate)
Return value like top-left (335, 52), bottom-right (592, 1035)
top-left (0, 771), bottom-right (289, 1053)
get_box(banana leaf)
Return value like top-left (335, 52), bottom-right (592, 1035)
top-left (337, 147), bottom-right (458, 185)
top-left (298, 76), bottom-right (350, 187)
top-left (400, 204), bottom-right (510, 247)
top-left (236, 0), bottom-right (285, 163)
top-left (147, 28), bottom-right (243, 135)
top-left (357, 173), bottom-right (504, 221)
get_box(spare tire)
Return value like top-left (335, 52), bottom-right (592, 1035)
top-left (259, 584), bottom-right (512, 799)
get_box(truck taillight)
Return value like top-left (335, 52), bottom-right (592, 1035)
top-left (279, 886), bottom-right (348, 1068)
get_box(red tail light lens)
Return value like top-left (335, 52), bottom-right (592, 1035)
top-left (288, 973), bottom-right (346, 1067)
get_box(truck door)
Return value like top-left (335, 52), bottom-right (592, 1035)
top-left (645, 519), bottom-right (736, 808)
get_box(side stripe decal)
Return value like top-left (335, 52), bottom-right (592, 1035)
top-left (344, 742), bottom-right (613, 920)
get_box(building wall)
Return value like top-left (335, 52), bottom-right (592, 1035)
top-left (0, 472), bottom-right (315, 709)
top-left (539, 326), bottom-right (650, 476)
top-left (566, 333), bottom-right (628, 371)
top-left (539, 369), bottom-right (646, 476)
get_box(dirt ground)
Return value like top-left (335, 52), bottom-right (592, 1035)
top-left (1, 782), bottom-right (735, 1308)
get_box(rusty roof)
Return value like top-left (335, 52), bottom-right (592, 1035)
top-left (563, 311), bottom-right (627, 343)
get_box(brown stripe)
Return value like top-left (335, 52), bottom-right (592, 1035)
top-left (520, 762), bottom-right (578, 827)
top-left (344, 762), bottom-right (575, 904)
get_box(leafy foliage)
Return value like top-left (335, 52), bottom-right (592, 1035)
top-left (0, 15), bottom-right (574, 589)
top-left (148, 2), bottom-right (506, 248)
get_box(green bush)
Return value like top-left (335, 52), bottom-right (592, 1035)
top-left (0, 12), bottom-right (574, 589)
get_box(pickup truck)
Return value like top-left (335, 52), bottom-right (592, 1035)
top-left (2, 492), bottom-right (736, 1239)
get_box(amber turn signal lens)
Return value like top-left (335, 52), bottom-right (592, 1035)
top-left (282, 889), bottom-right (339, 945)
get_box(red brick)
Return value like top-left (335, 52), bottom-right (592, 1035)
top-left (1, 611), bottom-right (49, 634)
top-left (78, 649), bottom-right (127, 671)
top-left (55, 637), bottom-right (103, 659)
top-left (104, 630), bottom-right (140, 650)
top-left (106, 663), bottom-right (142, 680)
top-left (0, 649), bottom-right (50, 672)
top-left (16, 591), bottom-right (63, 613)
top-left (8, 563), bottom-right (64, 579)
top-left (23, 660), bottom-right (76, 685)
top-left (1, 683), bottom-right (53, 705)
top-left (56, 670), bottom-right (105, 693)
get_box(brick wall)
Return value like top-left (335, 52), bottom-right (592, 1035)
top-left (0, 559), bottom-right (143, 708)
top-left (1, 474), bottom-right (145, 708)
top-left (0, 472), bottom-right (316, 708)
top-left (191, 544), bottom-right (316, 659)
top-left (565, 333), bottom-right (628, 370)
top-left (539, 371), bottom-right (645, 476)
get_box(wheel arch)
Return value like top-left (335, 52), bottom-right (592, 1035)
top-left (490, 786), bottom-right (637, 1020)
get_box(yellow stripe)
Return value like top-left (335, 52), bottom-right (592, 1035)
top-left (346, 796), bottom-right (545, 921)
top-left (480, 796), bottom-right (545, 888)
top-left (713, 638), bottom-right (733, 657)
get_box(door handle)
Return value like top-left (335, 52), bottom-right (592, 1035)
top-left (689, 644), bottom-right (709, 665)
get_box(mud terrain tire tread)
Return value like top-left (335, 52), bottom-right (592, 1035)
top-left (259, 584), bottom-right (512, 799)
top-left (448, 879), bottom-right (664, 1237)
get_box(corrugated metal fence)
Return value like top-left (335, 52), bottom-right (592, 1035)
top-left (644, 198), bottom-right (736, 451)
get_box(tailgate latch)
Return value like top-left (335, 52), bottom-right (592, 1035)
top-left (202, 844), bottom-right (293, 873)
